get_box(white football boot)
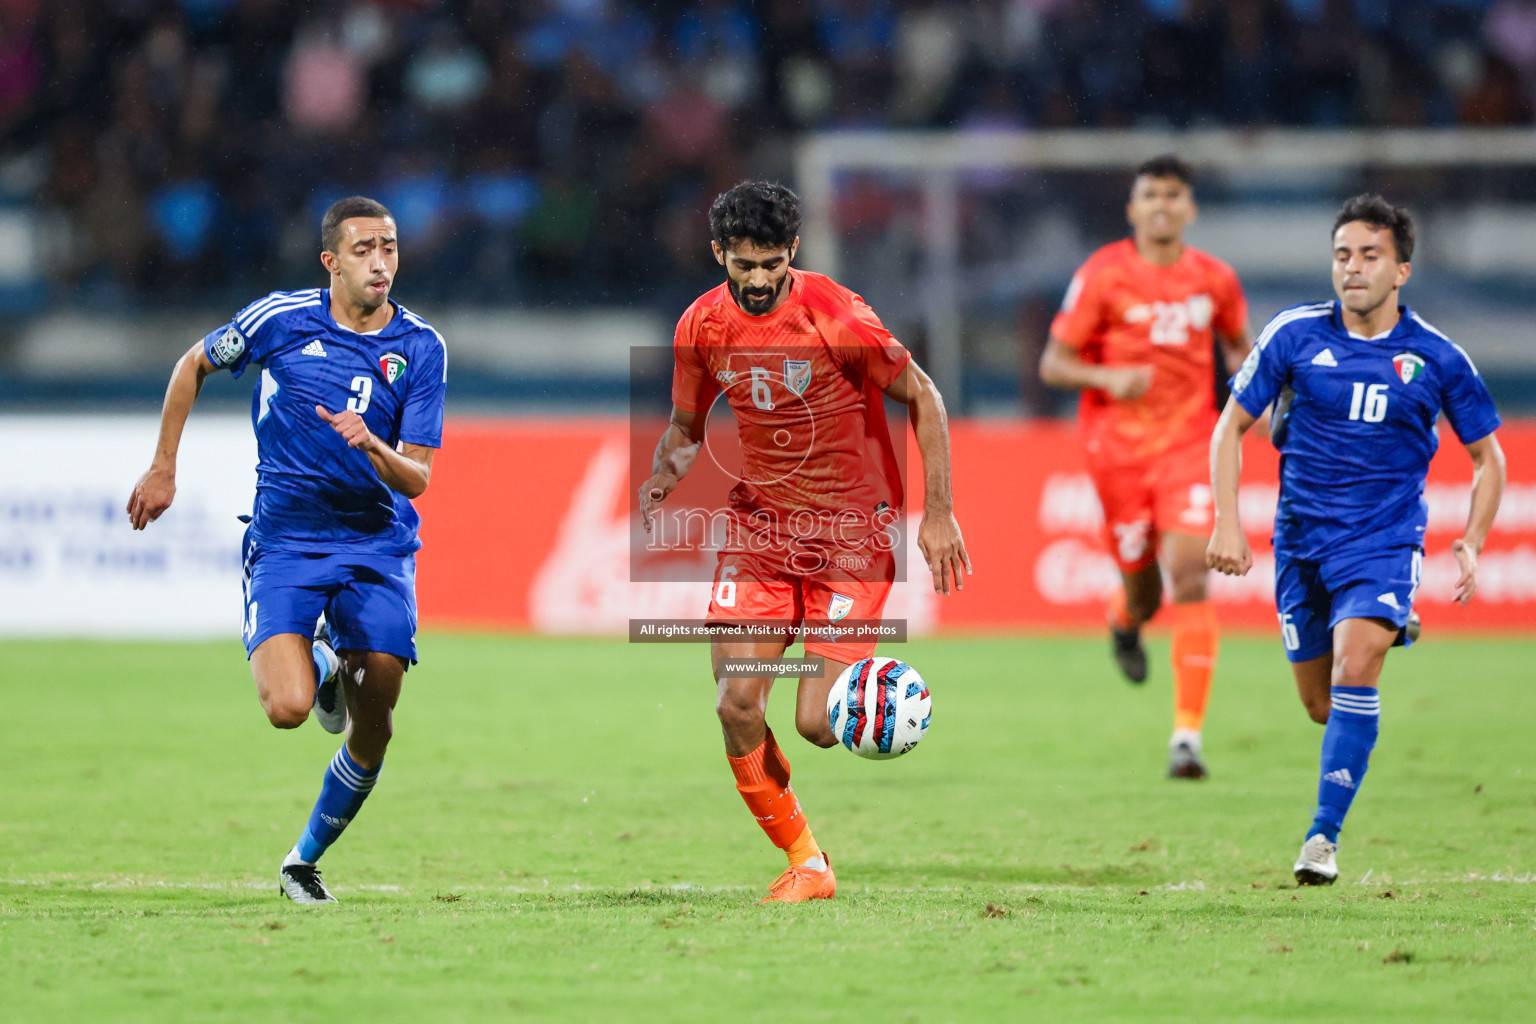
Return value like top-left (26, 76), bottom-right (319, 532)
top-left (1293, 834), bottom-right (1339, 886)
top-left (279, 862), bottom-right (338, 904)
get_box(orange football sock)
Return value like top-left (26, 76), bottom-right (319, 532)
top-left (785, 824), bottom-right (823, 868)
top-left (1107, 587), bottom-right (1136, 630)
top-left (1171, 601), bottom-right (1219, 733)
top-left (727, 728), bottom-right (810, 851)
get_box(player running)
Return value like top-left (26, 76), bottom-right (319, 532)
top-left (1039, 154), bottom-right (1253, 779)
top-left (638, 181), bottom-right (971, 902)
top-left (127, 197), bottom-right (447, 904)
top-left (1208, 194), bottom-right (1505, 885)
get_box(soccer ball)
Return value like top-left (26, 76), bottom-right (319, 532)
top-left (826, 657), bottom-right (931, 760)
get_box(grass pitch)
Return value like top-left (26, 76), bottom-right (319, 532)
top-left (2, 633), bottom-right (1533, 1023)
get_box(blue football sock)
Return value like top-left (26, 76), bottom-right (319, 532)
top-left (1309, 686), bottom-right (1380, 844)
top-left (293, 746), bottom-right (380, 864)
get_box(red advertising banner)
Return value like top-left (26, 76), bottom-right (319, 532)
top-left (415, 419), bottom-right (1536, 634)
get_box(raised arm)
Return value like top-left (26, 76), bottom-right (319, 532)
top-left (1038, 334), bottom-right (1152, 400)
top-left (127, 340), bottom-right (222, 529)
top-left (314, 406), bottom-right (435, 499)
top-left (1206, 397), bottom-right (1260, 576)
top-left (882, 359), bottom-right (972, 594)
top-left (1450, 432), bottom-right (1507, 606)
top-left (637, 406), bottom-right (703, 533)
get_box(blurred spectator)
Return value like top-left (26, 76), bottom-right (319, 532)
top-left (818, 0), bottom-right (898, 63)
top-left (405, 22), bottom-right (490, 113)
top-left (284, 18), bottom-right (366, 134)
top-left (1485, 0), bottom-right (1536, 97)
top-left (892, 0), bottom-right (971, 125)
top-left (0, 5), bottom-right (41, 137)
top-left (1446, 42), bottom-right (1534, 122)
top-left (0, 0), bottom-right (1531, 309)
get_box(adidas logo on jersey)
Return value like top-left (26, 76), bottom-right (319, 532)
top-left (1322, 768), bottom-right (1356, 789)
top-left (1310, 348), bottom-right (1338, 367)
top-left (302, 340), bottom-right (327, 357)
top-left (1377, 592), bottom-right (1401, 611)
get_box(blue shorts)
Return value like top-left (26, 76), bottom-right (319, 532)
top-left (1273, 545), bottom-right (1422, 663)
top-left (241, 529), bottom-right (418, 663)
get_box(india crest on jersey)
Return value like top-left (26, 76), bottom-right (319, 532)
top-left (1392, 352), bottom-right (1424, 384)
top-left (784, 359), bottom-right (812, 395)
top-left (828, 593), bottom-right (854, 621)
top-left (380, 352), bottom-right (408, 384)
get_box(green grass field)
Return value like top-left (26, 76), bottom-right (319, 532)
top-left (2, 633), bottom-right (1533, 1023)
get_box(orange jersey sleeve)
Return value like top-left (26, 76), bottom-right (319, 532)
top-left (799, 276), bottom-right (913, 388)
top-left (670, 302), bottom-right (720, 413)
top-left (846, 294), bottom-right (913, 390)
top-left (1049, 249), bottom-right (1116, 352)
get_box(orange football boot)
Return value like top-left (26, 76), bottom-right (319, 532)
top-left (761, 855), bottom-right (836, 903)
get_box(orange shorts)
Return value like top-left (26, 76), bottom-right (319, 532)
top-left (705, 551), bottom-right (893, 664)
top-left (1089, 441), bottom-right (1213, 573)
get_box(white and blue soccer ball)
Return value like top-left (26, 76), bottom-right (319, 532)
top-left (826, 657), bottom-right (931, 760)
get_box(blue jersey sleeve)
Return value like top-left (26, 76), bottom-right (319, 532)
top-left (203, 290), bottom-right (320, 378)
top-left (399, 327), bottom-right (447, 448)
top-left (1438, 344), bottom-right (1502, 445)
top-left (203, 320), bottom-right (257, 377)
top-left (1229, 313), bottom-right (1294, 416)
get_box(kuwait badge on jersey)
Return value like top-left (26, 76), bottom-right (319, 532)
top-left (380, 352), bottom-right (408, 385)
top-left (1392, 352), bottom-right (1425, 384)
top-left (783, 359), bottom-right (812, 396)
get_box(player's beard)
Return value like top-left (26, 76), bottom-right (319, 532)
top-left (729, 275), bottom-right (787, 315)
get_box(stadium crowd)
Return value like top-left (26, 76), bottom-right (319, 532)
top-left (2, 0), bottom-right (1534, 306)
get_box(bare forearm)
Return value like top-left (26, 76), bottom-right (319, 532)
top-left (151, 350), bottom-right (209, 470)
top-left (651, 421), bottom-right (700, 481)
top-left (1210, 412), bottom-right (1246, 528)
top-left (1040, 346), bottom-right (1115, 392)
top-left (360, 444), bottom-right (428, 498)
top-left (639, 409), bottom-right (701, 529)
top-left (1462, 439), bottom-right (1507, 552)
top-left (1219, 330), bottom-right (1254, 376)
top-left (910, 381), bottom-right (954, 515)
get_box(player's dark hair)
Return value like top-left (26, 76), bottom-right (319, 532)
top-left (1134, 154), bottom-right (1194, 187)
top-left (321, 196), bottom-right (395, 253)
top-left (708, 181), bottom-right (801, 251)
top-left (1333, 193), bottom-right (1415, 262)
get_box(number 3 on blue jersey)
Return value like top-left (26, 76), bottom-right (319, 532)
top-left (348, 375), bottom-right (372, 414)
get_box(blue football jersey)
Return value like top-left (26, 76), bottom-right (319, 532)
top-left (203, 288), bottom-right (448, 555)
top-left (1231, 301), bottom-right (1500, 559)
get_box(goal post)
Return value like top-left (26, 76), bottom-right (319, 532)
top-left (795, 128), bottom-right (1536, 411)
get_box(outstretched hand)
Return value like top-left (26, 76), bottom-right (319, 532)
top-left (316, 405), bottom-right (376, 451)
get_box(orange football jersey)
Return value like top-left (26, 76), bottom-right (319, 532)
top-left (672, 269), bottom-right (911, 547)
top-left (1051, 239), bottom-right (1247, 466)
